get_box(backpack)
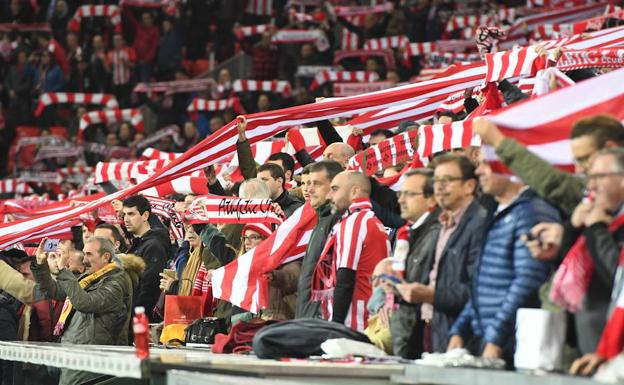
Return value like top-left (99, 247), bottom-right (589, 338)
top-left (252, 318), bottom-right (371, 359)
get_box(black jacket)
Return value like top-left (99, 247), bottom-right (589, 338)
top-left (0, 290), bottom-right (20, 342)
top-left (295, 203), bottom-right (341, 319)
top-left (391, 210), bottom-right (440, 358)
top-left (426, 199), bottom-right (487, 353)
top-left (370, 177), bottom-right (405, 229)
top-left (575, 221), bottom-right (624, 353)
top-left (128, 227), bottom-right (170, 322)
top-left (275, 190), bottom-right (304, 218)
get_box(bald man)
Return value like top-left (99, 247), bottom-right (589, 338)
top-left (327, 171), bottom-right (371, 214)
top-left (312, 171), bottom-right (390, 332)
top-left (323, 145), bottom-right (404, 228)
top-left (323, 143), bottom-right (355, 169)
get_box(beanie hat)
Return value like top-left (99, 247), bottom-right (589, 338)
top-left (242, 223), bottom-right (273, 239)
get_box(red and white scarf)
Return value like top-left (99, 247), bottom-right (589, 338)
top-left (335, 48), bottom-right (396, 68)
top-left (140, 148), bottom-right (182, 162)
top-left (310, 70), bottom-right (379, 91)
top-left (436, 88), bottom-right (482, 114)
top-left (0, 179), bottom-right (33, 195)
top-left (187, 97), bottom-right (242, 112)
top-left (348, 129), bottom-right (418, 176)
top-left (340, 14), bottom-right (365, 50)
top-left (502, 2), bottom-right (610, 48)
top-left (35, 93), bottom-right (118, 117)
top-left (484, 45), bottom-right (542, 82)
top-left (139, 176), bottom-right (209, 197)
top-left (556, 48), bottom-right (624, 70)
top-left (429, 52), bottom-right (483, 67)
top-left (417, 120), bottom-right (481, 158)
top-left (245, 0), bottom-right (273, 16)
top-left (392, 224), bottom-right (411, 276)
top-left (235, 24), bottom-right (271, 39)
top-left (363, 36), bottom-right (408, 51)
top-left (311, 199), bottom-right (388, 329)
top-left (232, 79), bottom-right (292, 96)
top-left (145, 195), bottom-right (185, 242)
top-left (596, 251), bottom-right (624, 359)
top-left (79, 108), bottom-right (144, 133)
top-left (404, 40), bottom-right (478, 61)
top-left (188, 195), bottom-right (283, 225)
top-left (56, 166), bottom-right (94, 179)
top-left (445, 14), bottom-right (494, 33)
top-left (69, 5), bottom-right (121, 33)
top-left (94, 159), bottom-right (170, 184)
top-left (334, 3), bottom-right (392, 17)
top-left (550, 215), bottom-right (624, 312)
top-left (211, 204), bottom-right (317, 313)
top-left (481, 66), bottom-right (624, 173)
top-left (531, 23), bottom-right (574, 40)
top-left (333, 82), bottom-right (392, 96)
top-left (271, 29), bottom-right (329, 51)
top-left (134, 79), bottom-right (216, 95)
top-left (410, 68), bottom-right (447, 82)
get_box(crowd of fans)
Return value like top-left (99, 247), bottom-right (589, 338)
top-left (1, 0), bottom-right (624, 385)
top-left (0, 0), bottom-right (483, 182)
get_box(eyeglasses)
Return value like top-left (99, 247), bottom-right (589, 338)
top-left (574, 154), bottom-right (592, 167)
top-left (241, 235), bottom-right (265, 242)
top-left (396, 191), bottom-right (425, 199)
top-left (432, 176), bottom-right (464, 185)
top-left (584, 171), bottom-right (624, 180)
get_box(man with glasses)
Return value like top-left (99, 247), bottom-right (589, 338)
top-left (394, 155), bottom-right (487, 357)
top-left (390, 168), bottom-right (441, 358)
top-left (553, 148), bottom-right (624, 363)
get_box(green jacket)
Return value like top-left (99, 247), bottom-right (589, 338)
top-left (237, 138), bottom-right (257, 180)
top-left (32, 254), bottom-right (145, 385)
top-left (495, 138), bottom-right (585, 216)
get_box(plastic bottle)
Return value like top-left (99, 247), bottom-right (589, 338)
top-left (133, 306), bottom-right (150, 359)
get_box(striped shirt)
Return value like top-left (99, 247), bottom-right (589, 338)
top-left (107, 47), bottom-right (136, 85)
top-left (323, 198), bottom-right (390, 331)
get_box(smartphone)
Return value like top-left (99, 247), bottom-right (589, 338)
top-left (524, 232), bottom-right (543, 247)
top-left (162, 269), bottom-right (176, 279)
top-left (44, 239), bottom-right (60, 252)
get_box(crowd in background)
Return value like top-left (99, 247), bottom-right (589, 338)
top-left (1, 0), bottom-right (624, 385)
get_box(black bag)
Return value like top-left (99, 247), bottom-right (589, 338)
top-left (184, 317), bottom-right (228, 345)
top-left (252, 318), bottom-right (372, 359)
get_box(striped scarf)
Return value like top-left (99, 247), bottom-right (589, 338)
top-left (550, 214), bottom-right (624, 312)
top-left (54, 263), bottom-right (119, 336)
top-left (179, 246), bottom-right (203, 296)
top-left (311, 199), bottom-right (373, 319)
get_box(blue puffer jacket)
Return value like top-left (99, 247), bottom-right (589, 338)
top-left (449, 189), bottom-right (561, 347)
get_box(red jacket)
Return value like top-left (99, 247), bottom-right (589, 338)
top-left (126, 9), bottom-right (160, 63)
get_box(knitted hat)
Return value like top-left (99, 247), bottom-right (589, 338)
top-left (242, 223), bottom-right (273, 239)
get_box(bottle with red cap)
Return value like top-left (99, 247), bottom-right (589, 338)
top-left (133, 307), bottom-right (150, 359)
